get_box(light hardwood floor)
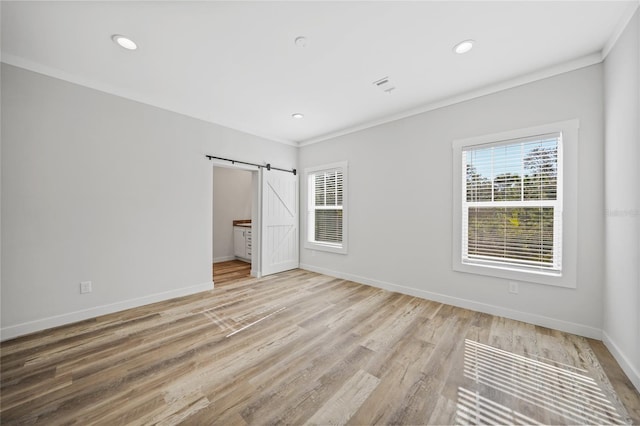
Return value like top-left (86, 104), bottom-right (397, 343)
top-left (1, 269), bottom-right (639, 425)
top-left (213, 260), bottom-right (251, 286)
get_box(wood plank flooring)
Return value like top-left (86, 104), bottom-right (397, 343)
top-left (1, 269), bottom-right (639, 425)
top-left (213, 260), bottom-right (251, 286)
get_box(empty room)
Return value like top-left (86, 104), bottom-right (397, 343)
top-left (1, 1), bottom-right (639, 424)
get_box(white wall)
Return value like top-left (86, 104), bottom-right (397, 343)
top-left (212, 167), bottom-right (252, 262)
top-left (299, 64), bottom-right (605, 339)
top-left (603, 9), bottom-right (640, 391)
top-left (0, 64), bottom-right (296, 339)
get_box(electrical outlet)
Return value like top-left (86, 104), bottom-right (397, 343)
top-left (508, 281), bottom-right (519, 294)
top-left (80, 281), bottom-right (92, 294)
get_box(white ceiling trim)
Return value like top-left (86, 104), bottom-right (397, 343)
top-left (0, 53), bottom-right (299, 147)
top-left (0, 48), bottom-right (610, 149)
top-left (298, 51), bottom-right (603, 147)
top-left (602, 1), bottom-right (639, 58)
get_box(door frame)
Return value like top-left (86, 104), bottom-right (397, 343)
top-left (211, 160), bottom-right (262, 279)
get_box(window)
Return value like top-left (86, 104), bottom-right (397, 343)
top-left (305, 162), bottom-right (347, 254)
top-left (453, 120), bottom-right (578, 287)
top-left (463, 133), bottom-right (562, 274)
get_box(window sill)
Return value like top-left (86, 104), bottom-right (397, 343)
top-left (304, 241), bottom-right (347, 254)
top-left (453, 259), bottom-right (574, 288)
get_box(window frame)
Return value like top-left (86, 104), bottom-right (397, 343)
top-left (304, 161), bottom-right (348, 254)
top-left (452, 120), bottom-right (579, 288)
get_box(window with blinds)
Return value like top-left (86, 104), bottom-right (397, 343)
top-left (305, 162), bottom-right (348, 254)
top-left (462, 133), bottom-right (562, 274)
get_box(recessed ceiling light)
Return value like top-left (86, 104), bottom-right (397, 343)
top-left (292, 113), bottom-right (304, 119)
top-left (453, 39), bottom-right (474, 54)
top-left (112, 34), bottom-right (137, 50)
top-left (294, 36), bottom-right (307, 48)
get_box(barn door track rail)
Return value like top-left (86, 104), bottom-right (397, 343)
top-left (206, 155), bottom-right (296, 175)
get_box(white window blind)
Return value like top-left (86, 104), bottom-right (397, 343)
top-left (311, 169), bottom-right (343, 243)
top-left (305, 162), bottom-right (347, 254)
top-left (462, 132), bottom-right (562, 274)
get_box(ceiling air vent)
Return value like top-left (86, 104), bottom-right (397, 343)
top-left (373, 76), bottom-right (396, 93)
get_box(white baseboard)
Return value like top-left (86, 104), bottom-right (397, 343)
top-left (0, 281), bottom-right (214, 342)
top-left (213, 256), bottom-right (235, 263)
top-left (603, 331), bottom-right (640, 393)
top-left (300, 264), bottom-right (602, 340)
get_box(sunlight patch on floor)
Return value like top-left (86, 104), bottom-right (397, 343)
top-left (226, 307), bottom-right (287, 338)
top-left (456, 386), bottom-right (540, 425)
top-left (458, 339), bottom-right (627, 425)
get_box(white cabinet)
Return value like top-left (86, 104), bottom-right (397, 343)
top-left (233, 227), bottom-right (245, 258)
top-left (233, 226), bottom-right (252, 262)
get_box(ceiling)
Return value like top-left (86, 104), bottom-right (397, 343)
top-left (1, 1), bottom-right (637, 146)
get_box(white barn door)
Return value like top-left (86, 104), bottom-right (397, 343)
top-left (261, 169), bottom-right (299, 275)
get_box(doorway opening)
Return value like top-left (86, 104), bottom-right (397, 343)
top-left (212, 163), bottom-right (260, 286)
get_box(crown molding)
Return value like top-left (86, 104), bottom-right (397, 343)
top-left (0, 53), bottom-right (298, 147)
top-left (0, 48), bottom-right (609, 150)
top-left (298, 52), bottom-right (603, 147)
top-left (602, 1), bottom-right (639, 59)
